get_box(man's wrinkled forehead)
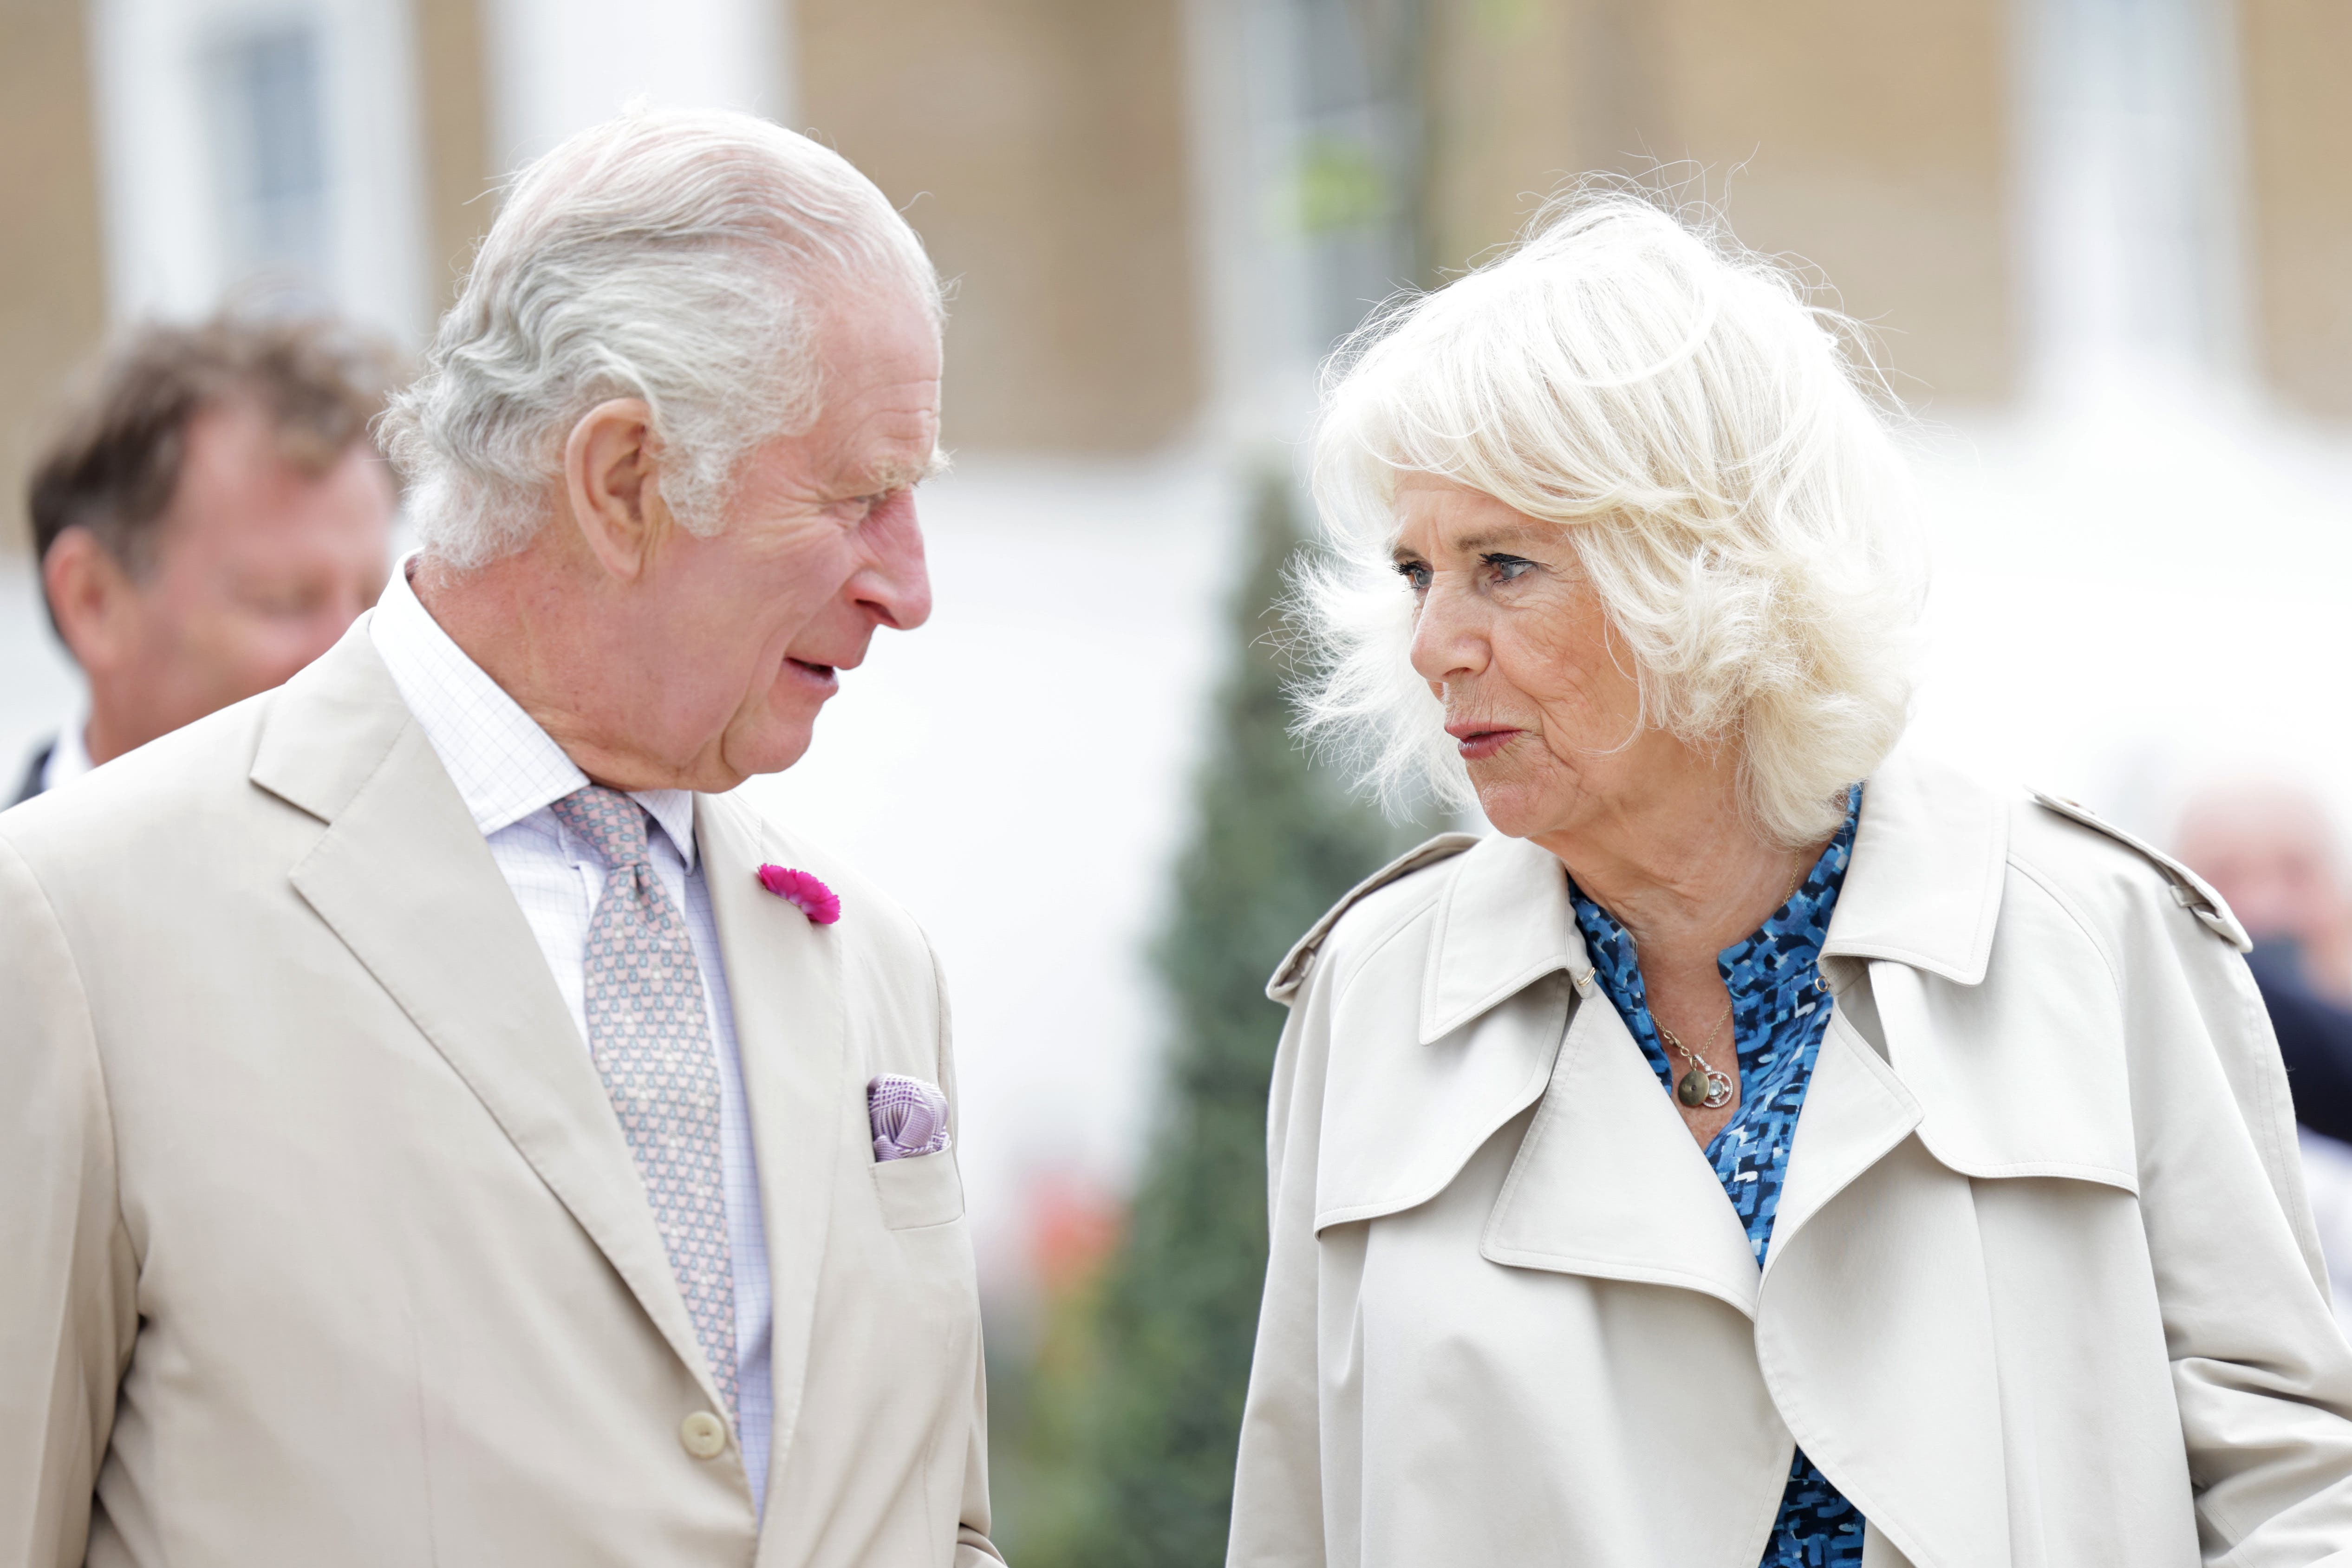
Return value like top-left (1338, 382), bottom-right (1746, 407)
top-left (798, 283), bottom-right (945, 494)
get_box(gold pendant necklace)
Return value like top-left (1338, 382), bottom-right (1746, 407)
top-left (1654, 859), bottom-right (1805, 1111)
top-left (1658, 1008), bottom-right (1735, 1109)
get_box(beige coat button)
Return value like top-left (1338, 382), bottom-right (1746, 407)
top-left (679, 1411), bottom-right (728, 1459)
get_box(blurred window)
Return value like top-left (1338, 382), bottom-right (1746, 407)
top-left (1284, 0), bottom-right (1421, 347)
top-left (207, 22), bottom-right (332, 294)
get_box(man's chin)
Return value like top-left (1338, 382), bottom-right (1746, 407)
top-left (724, 708), bottom-right (820, 781)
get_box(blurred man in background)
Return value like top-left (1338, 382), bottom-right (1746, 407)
top-left (2178, 781), bottom-right (2352, 993)
top-left (13, 312), bottom-right (400, 805)
top-left (2177, 779), bottom-right (2352, 1327)
top-left (2176, 779), bottom-right (2352, 1137)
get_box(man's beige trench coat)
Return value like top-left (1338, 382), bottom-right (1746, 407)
top-left (0, 625), bottom-right (1000, 1568)
top-left (1228, 749), bottom-right (2352, 1568)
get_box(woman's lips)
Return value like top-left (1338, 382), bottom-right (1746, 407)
top-left (1446, 722), bottom-right (1521, 761)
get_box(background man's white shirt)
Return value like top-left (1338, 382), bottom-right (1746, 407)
top-left (39, 709), bottom-right (91, 793)
top-left (369, 558), bottom-right (776, 1503)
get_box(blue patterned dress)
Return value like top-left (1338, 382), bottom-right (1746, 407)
top-left (1569, 788), bottom-right (1865, 1568)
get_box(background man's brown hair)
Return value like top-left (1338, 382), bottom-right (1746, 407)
top-left (28, 312), bottom-right (404, 586)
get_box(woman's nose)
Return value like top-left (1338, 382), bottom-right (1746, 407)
top-left (1408, 579), bottom-right (1486, 683)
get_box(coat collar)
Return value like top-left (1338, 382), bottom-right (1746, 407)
top-left (249, 615), bottom-right (414, 823)
top-left (1419, 742), bottom-right (2010, 1047)
top-left (1419, 833), bottom-right (1590, 1045)
top-left (1821, 745), bottom-right (2008, 986)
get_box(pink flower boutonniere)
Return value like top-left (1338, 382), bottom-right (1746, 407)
top-left (757, 864), bottom-right (841, 925)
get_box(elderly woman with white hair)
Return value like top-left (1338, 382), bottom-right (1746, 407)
top-left (1226, 197), bottom-right (2352, 1568)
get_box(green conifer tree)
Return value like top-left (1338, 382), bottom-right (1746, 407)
top-left (1048, 469), bottom-right (1422, 1568)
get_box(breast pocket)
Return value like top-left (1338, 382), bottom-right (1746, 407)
top-left (872, 1150), bottom-right (965, 1230)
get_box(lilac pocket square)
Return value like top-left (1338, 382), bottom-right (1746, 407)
top-left (869, 1074), bottom-right (952, 1162)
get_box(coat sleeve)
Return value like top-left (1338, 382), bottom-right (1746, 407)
top-left (927, 936), bottom-right (1007, 1568)
top-left (0, 834), bottom-right (134, 1568)
top-left (1226, 963), bottom-right (1338, 1568)
top-left (2125, 885), bottom-right (2352, 1565)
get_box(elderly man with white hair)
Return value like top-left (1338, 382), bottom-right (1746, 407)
top-left (1228, 195), bottom-right (2352, 1568)
top-left (0, 109), bottom-right (998, 1566)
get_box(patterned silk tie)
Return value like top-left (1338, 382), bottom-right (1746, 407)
top-left (549, 784), bottom-right (737, 1421)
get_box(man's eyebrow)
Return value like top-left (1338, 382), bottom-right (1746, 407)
top-left (854, 449), bottom-right (951, 495)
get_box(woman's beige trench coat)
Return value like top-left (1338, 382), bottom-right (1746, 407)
top-left (1227, 749), bottom-right (2352, 1568)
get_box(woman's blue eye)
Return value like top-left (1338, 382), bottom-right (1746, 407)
top-left (1484, 554), bottom-right (1535, 582)
top-left (1396, 561), bottom-right (1432, 591)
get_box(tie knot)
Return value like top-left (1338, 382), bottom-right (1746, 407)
top-left (550, 784), bottom-right (653, 871)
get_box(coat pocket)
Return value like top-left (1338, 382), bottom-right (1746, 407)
top-left (872, 1150), bottom-right (965, 1230)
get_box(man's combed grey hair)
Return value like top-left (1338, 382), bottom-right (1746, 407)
top-left (384, 107), bottom-right (940, 569)
top-left (1295, 192), bottom-right (1926, 850)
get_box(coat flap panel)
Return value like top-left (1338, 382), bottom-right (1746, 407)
top-left (1480, 990), bottom-right (1764, 1317)
top-left (1311, 968), bottom-right (1568, 1233)
top-left (1870, 934), bottom-right (2139, 1195)
top-left (1758, 1137), bottom-right (2014, 1568)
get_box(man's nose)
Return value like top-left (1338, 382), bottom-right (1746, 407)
top-left (858, 491), bottom-right (933, 631)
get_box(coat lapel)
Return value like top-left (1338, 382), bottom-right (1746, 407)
top-left (1410, 833), bottom-right (1764, 1313)
top-left (1780, 747), bottom-right (2014, 1261)
top-left (1757, 1013), bottom-right (2012, 1568)
top-left (256, 629), bottom-right (723, 1413)
top-left (1766, 1010), bottom-right (1922, 1264)
top-left (694, 793), bottom-right (846, 1494)
top-left (1482, 988), bottom-right (1766, 1315)
top-left (1760, 750), bottom-right (2020, 1568)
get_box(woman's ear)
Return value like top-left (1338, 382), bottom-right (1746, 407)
top-left (563, 398), bottom-right (675, 581)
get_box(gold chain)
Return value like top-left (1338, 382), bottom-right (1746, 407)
top-left (1655, 856), bottom-right (1808, 1113)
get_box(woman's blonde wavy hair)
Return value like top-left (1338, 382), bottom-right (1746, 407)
top-left (1292, 189), bottom-right (1927, 850)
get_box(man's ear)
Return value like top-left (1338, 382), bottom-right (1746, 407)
top-left (564, 398), bottom-right (676, 581)
top-left (42, 528), bottom-right (139, 674)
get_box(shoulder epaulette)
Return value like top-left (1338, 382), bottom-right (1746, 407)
top-left (1267, 833), bottom-right (1483, 1002)
top-left (2030, 790), bottom-right (2251, 951)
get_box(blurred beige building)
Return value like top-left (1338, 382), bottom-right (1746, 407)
top-left (5, 0), bottom-right (2350, 550)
